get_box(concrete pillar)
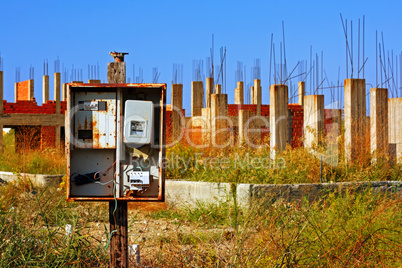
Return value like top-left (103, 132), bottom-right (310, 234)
top-left (238, 110), bottom-right (254, 146)
top-left (0, 71), bottom-right (3, 114)
top-left (270, 84), bottom-right (289, 158)
top-left (201, 107), bottom-right (211, 144)
top-left (54, 73), bottom-right (61, 114)
top-left (344, 79), bottom-right (366, 162)
top-left (370, 88), bottom-right (388, 159)
top-left (171, 84), bottom-right (183, 141)
top-left (28, 79), bottom-right (34, 101)
top-left (251, 86), bottom-right (255, 104)
top-left (88, 79), bottom-right (101, 83)
top-left (388, 98), bottom-right (402, 163)
top-left (206, 77), bottom-right (213, 109)
top-left (62, 83), bottom-right (67, 101)
top-left (215, 84), bottom-right (221, 94)
top-left (298, 81), bottom-right (305, 107)
top-left (14, 83), bottom-right (18, 102)
top-left (303, 95), bottom-right (324, 149)
top-left (211, 93), bottom-right (228, 146)
top-left (43, 75), bottom-right (49, 104)
top-left (107, 62), bottom-right (126, 83)
top-left (191, 81), bottom-right (204, 117)
top-left (234, 81), bottom-right (244, 105)
top-left (56, 125), bottom-right (61, 149)
top-left (253, 79), bottom-right (261, 116)
top-left (0, 72), bottom-right (3, 152)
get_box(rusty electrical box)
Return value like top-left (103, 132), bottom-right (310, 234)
top-left (66, 83), bottom-right (166, 201)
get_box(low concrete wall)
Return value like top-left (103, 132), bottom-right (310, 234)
top-left (166, 180), bottom-right (402, 207)
top-left (0, 171), bottom-right (64, 187)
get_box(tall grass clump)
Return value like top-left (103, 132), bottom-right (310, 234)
top-left (0, 179), bottom-right (110, 267)
top-left (0, 129), bottom-right (65, 174)
top-left (140, 188), bottom-right (402, 267)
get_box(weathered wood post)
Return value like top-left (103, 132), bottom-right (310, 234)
top-left (108, 51), bottom-right (129, 268)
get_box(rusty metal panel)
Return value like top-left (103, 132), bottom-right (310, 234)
top-left (67, 83), bottom-right (167, 202)
top-left (73, 92), bottom-right (116, 149)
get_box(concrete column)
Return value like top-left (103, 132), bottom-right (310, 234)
top-left (171, 84), bottom-right (183, 141)
top-left (0, 71), bottom-right (3, 114)
top-left (388, 98), bottom-right (402, 163)
top-left (62, 83), bottom-right (67, 101)
top-left (14, 83), bottom-right (18, 102)
top-left (215, 84), bottom-right (221, 94)
top-left (201, 107), bottom-right (211, 144)
top-left (28, 79), bottom-right (34, 101)
top-left (298, 81), bottom-right (305, 107)
top-left (191, 81), bottom-right (204, 117)
top-left (253, 79), bottom-right (261, 116)
top-left (43, 75), bottom-right (49, 104)
top-left (88, 79), bottom-right (101, 83)
top-left (206, 77), bottom-right (213, 109)
top-left (344, 79), bottom-right (366, 162)
top-left (234, 81), bottom-right (244, 105)
top-left (107, 62), bottom-right (126, 83)
top-left (54, 73), bottom-right (61, 114)
top-left (56, 125), bottom-right (61, 149)
top-left (303, 95), bottom-right (324, 149)
top-left (238, 110), bottom-right (254, 146)
top-left (270, 84), bottom-right (289, 158)
top-left (370, 88), bottom-right (388, 159)
top-left (251, 86), bottom-right (255, 104)
top-left (211, 93), bottom-right (228, 146)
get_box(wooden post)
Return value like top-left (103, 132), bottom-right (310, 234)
top-left (109, 201), bottom-right (128, 267)
top-left (108, 58), bottom-right (129, 268)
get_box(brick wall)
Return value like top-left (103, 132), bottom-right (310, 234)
top-left (3, 100), bottom-right (66, 148)
top-left (16, 80), bottom-right (34, 101)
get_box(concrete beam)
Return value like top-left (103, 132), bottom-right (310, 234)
top-left (344, 79), bottom-right (367, 162)
top-left (191, 81), bottom-right (203, 117)
top-left (43, 75), bottom-right (49, 104)
top-left (54, 73), bottom-right (61, 114)
top-left (304, 95), bottom-right (324, 149)
top-left (270, 84), bottom-right (289, 158)
top-left (298, 81), bottom-right (305, 107)
top-left (171, 84), bottom-right (183, 141)
top-left (0, 114), bottom-right (65, 126)
top-left (234, 81), bottom-right (244, 105)
top-left (206, 77), bottom-right (213, 109)
top-left (370, 88), bottom-right (388, 159)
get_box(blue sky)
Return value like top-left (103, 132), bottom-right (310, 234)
top-left (1, 0), bottom-right (401, 113)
